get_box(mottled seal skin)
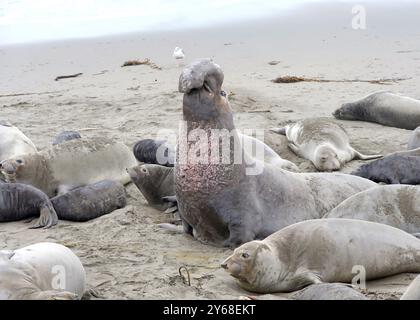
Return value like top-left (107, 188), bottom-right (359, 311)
top-left (175, 59), bottom-right (376, 248)
top-left (0, 120), bottom-right (37, 161)
top-left (401, 275), bottom-right (420, 300)
top-left (408, 126), bottom-right (420, 150)
top-left (127, 164), bottom-right (174, 210)
top-left (50, 180), bottom-right (127, 222)
top-left (325, 185), bottom-right (420, 235)
top-left (52, 130), bottom-right (82, 145)
top-left (0, 242), bottom-right (85, 300)
top-left (271, 118), bottom-right (381, 171)
top-left (351, 154), bottom-right (420, 184)
top-left (0, 137), bottom-right (137, 197)
top-left (0, 183), bottom-right (58, 228)
top-left (133, 139), bottom-right (175, 167)
top-left (333, 91), bottom-right (420, 130)
top-left (290, 283), bottom-right (367, 300)
top-left (221, 219), bottom-right (420, 293)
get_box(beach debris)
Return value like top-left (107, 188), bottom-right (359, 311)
top-left (247, 109), bottom-right (271, 113)
top-left (0, 90), bottom-right (67, 98)
top-left (55, 73), bottom-right (83, 81)
top-left (178, 266), bottom-right (191, 286)
top-left (272, 75), bottom-right (411, 85)
top-left (268, 60), bottom-right (281, 65)
top-left (173, 47), bottom-right (185, 60)
top-left (121, 58), bottom-right (162, 70)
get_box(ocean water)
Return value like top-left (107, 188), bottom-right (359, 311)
top-left (0, 0), bottom-right (412, 45)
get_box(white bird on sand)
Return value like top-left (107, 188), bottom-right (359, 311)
top-left (173, 47), bottom-right (185, 60)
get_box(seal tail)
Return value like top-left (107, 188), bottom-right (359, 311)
top-left (352, 148), bottom-right (382, 160)
top-left (270, 127), bottom-right (287, 135)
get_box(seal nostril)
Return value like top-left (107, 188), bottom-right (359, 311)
top-left (221, 263), bottom-right (228, 269)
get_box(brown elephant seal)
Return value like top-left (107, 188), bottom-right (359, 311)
top-left (221, 219), bottom-right (420, 293)
top-left (290, 283), bottom-right (367, 300)
top-left (333, 91), bottom-right (420, 130)
top-left (50, 180), bottom-right (127, 222)
top-left (401, 275), bottom-right (420, 300)
top-left (0, 120), bottom-right (37, 161)
top-left (408, 126), bottom-right (420, 150)
top-left (175, 59), bottom-right (376, 248)
top-left (52, 130), bottom-right (82, 145)
top-left (0, 183), bottom-right (58, 228)
top-left (271, 118), bottom-right (381, 171)
top-left (325, 185), bottom-right (420, 236)
top-left (0, 242), bottom-right (85, 300)
top-left (0, 137), bottom-right (137, 197)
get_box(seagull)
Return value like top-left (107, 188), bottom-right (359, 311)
top-left (173, 47), bottom-right (185, 60)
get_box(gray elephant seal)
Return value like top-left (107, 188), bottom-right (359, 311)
top-left (52, 130), bottom-right (82, 145)
top-left (325, 185), bottom-right (420, 236)
top-left (333, 91), bottom-right (420, 130)
top-left (290, 283), bottom-right (367, 300)
top-left (408, 126), bottom-right (420, 150)
top-left (133, 139), bottom-right (175, 167)
top-left (0, 120), bottom-right (37, 161)
top-left (221, 218), bottom-right (420, 293)
top-left (0, 242), bottom-right (85, 300)
top-left (401, 275), bottom-right (420, 300)
top-left (0, 137), bottom-right (137, 197)
top-left (0, 183), bottom-right (58, 228)
top-left (351, 153), bottom-right (420, 184)
top-left (271, 118), bottom-right (381, 171)
top-left (176, 59), bottom-right (376, 248)
top-left (50, 180), bottom-right (127, 222)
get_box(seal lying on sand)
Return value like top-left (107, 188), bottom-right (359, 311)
top-left (0, 138), bottom-right (136, 197)
top-left (408, 126), bottom-right (420, 150)
top-left (325, 185), bottom-right (420, 236)
top-left (0, 183), bottom-right (58, 228)
top-left (221, 219), bottom-right (420, 293)
top-left (0, 242), bottom-right (85, 300)
top-left (176, 59), bottom-right (376, 248)
top-left (290, 283), bottom-right (367, 300)
top-left (401, 275), bottom-right (420, 300)
top-left (333, 91), bottom-right (420, 130)
top-left (52, 130), bottom-right (82, 145)
top-left (0, 120), bottom-right (37, 161)
top-left (351, 152), bottom-right (420, 184)
top-left (271, 118), bottom-right (381, 171)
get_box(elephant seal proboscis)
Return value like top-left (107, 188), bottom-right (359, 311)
top-left (0, 183), bottom-right (58, 228)
top-left (175, 59), bottom-right (376, 248)
top-left (408, 126), bottom-right (420, 150)
top-left (0, 242), bottom-right (86, 300)
top-left (271, 118), bottom-right (381, 171)
top-left (0, 138), bottom-right (137, 197)
top-left (290, 283), bottom-right (367, 300)
top-left (401, 275), bottom-right (420, 300)
top-left (221, 218), bottom-right (420, 293)
top-left (50, 180), bottom-right (127, 222)
top-left (0, 120), bottom-right (37, 161)
top-left (52, 130), bottom-right (82, 145)
top-left (325, 185), bottom-right (420, 236)
top-left (333, 91), bottom-right (420, 130)
top-left (351, 152), bottom-right (420, 184)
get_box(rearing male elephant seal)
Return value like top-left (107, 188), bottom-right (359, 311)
top-left (221, 219), bottom-right (420, 293)
top-left (0, 138), bottom-right (136, 197)
top-left (0, 183), bottom-right (58, 228)
top-left (175, 59), bottom-right (376, 248)
top-left (271, 118), bottom-right (381, 171)
top-left (0, 120), bottom-right (37, 161)
top-left (333, 91), bottom-right (420, 130)
top-left (408, 126), bottom-right (420, 150)
top-left (0, 242), bottom-right (86, 300)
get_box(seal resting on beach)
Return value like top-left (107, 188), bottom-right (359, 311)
top-left (408, 126), bottom-right (420, 150)
top-left (221, 219), bottom-right (420, 293)
top-left (271, 118), bottom-right (381, 171)
top-left (52, 130), bottom-right (82, 145)
top-left (133, 139), bottom-right (175, 167)
top-left (0, 137), bottom-right (136, 197)
top-left (0, 183), bottom-right (58, 228)
top-left (175, 59), bottom-right (376, 248)
top-left (0, 120), bottom-right (37, 161)
top-left (325, 185), bottom-right (420, 236)
top-left (333, 91), bottom-right (420, 130)
top-left (401, 275), bottom-right (420, 300)
top-left (0, 242), bottom-right (85, 300)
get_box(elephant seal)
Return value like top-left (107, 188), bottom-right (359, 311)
top-left (52, 130), bottom-right (82, 145)
top-left (290, 283), bottom-right (367, 300)
top-left (271, 118), bottom-right (381, 171)
top-left (408, 126), bottom-right (420, 150)
top-left (127, 164), bottom-right (174, 210)
top-left (351, 153), bottom-right (420, 184)
top-left (0, 242), bottom-right (85, 300)
top-left (175, 59), bottom-right (376, 248)
top-left (325, 185), bottom-right (420, 236)
top-left (0, 137), bottom-right (136, 197)
top-left (0, 183), bottom-right (58, 228)
top-left (50, 180), bottom-right (127, 222)
top-left (401, 275), bottom-right (420, 300)
top-left (0, 120), bottom-right (37, 161)
top-left (133, 139), bottom-right (175, 167)
top-left (221, 218), bottom-right (420, 293)
top-left (333, 91), bottom-right (420, 130)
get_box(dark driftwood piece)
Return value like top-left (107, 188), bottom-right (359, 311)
top-left (55, 73), bottom-right (83, 81)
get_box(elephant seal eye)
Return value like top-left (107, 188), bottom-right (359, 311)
top-left (241, 253), bottom-right (249, 259)
top-left (220, 90), bottom-right (226, 97)
top-left (16, 159), bottom-right (23, 164)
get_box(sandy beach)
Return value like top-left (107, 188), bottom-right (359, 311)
top-left (1, 1), bottom-right (420, 299)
